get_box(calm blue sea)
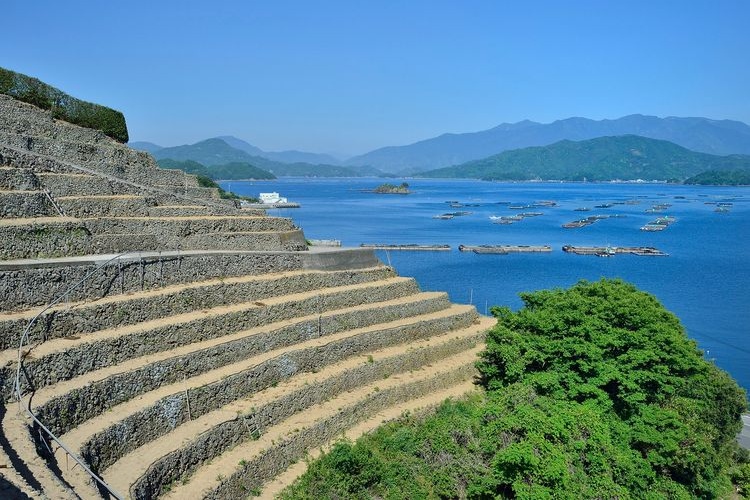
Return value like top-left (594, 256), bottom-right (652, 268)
top-left (222, 178), bottom-right (750, 393)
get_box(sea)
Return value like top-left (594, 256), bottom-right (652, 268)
top-left (221, 178), bottom-right (750, 394)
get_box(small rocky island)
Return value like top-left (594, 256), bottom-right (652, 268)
top-left (372, 182), bottom-right (411, 194)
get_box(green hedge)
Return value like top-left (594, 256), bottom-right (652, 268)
top-left (0, 67), bottom-right (129, 143)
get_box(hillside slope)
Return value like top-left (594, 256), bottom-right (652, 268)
top-left (419, 135), bottom-right (750, 181)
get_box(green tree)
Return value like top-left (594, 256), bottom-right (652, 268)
top-left (477, 279), bottom-right (747, 497)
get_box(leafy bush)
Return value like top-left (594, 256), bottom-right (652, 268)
top-left (477, 279), bottom-right (747, 497)
top-left (0, 66), bottom-right (128, 142)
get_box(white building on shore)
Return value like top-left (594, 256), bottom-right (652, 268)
top-left (259, 192), bottom-right (288, 204)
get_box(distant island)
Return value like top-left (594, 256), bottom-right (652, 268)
top-left (372, 182), bottom-right (411, 194)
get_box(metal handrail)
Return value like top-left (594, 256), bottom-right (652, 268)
top-left (14, 251), bottom-right (133, 500)
top-left (42, 189), bottom-right (65, 217)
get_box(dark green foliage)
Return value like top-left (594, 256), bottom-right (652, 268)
top-left (156, 158), bottom-right (275, 181)
top-left (684, 169), bottom-right (750, 185)
top-left (420, 135), bottom-right (750, 182)
top-left (477, 279), bottom-right (747, 497)
top-left (281, 395), bottom-right (491, 500)
top-left (283, 280), bottom-right (748, 498)
top-left (0, 67), bottom-right (128, 143)
top-left (732, 448), bottom-right (750, 497)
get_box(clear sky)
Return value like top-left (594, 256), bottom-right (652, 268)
top-left (3, 1), bottom-right (748, 157)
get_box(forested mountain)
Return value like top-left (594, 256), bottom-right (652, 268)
top-left (149, 138), bottom-right (383, 177)
top-left (156, 158), bottom-right (276, 180)
top-left (419, 135), bottom-right (750, 182)
top-left (346, 115), bottom-right (750, 173)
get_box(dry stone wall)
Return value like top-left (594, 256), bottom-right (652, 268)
top-left (33, 295), bottom-right (463, 435)
top-left (0, 252), bottom-right (306, 313)
top-left (124, 336), bottom-right (481, 497)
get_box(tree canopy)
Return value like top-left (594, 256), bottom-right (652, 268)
top-left (476, 279), bottom-right (747, 497)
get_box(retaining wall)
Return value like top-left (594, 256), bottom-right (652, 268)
top-left (5, 279), bottom-right (424, 398)
top-left (0, 252), bottom-right (308, 312)
top-left (0, 267), bottom-right (396, 347)
top-left (206, 365), bottom-right (474, 500)
top-left (103, 332), bottom-right (481, 489)
top-left (30, 295), bottom-right (461, 428)
top-left (0, 191), bottom-right (55, 218)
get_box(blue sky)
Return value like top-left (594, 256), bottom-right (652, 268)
top-left (3, 1), bottom-right (748, 156)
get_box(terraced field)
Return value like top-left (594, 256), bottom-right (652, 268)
top-left (0, 93), bottom-right (491, 499)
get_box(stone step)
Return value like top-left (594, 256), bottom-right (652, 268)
top-left (38, 172), bottom-right (137, 197)
top-left (1, 274), bottom-right (413, 395)
top-left (180, 230), bottom-right (305, 252)
top-left (0, 190), bottom-right (58, 218)
top-left (0, 139), bottom-right (189, 189)
top-left (55, 194), bottom-right (152, 217)
top-left (1, 294), bottom-right (461, 500)
top-left (0, 248), bottom-right (378, 313)
top-left (0, 217), bottom-right (91, 259)
top-left (47, 180), bottom-right (235, 215)
top-left (25, 291), bottom-right (455, 431)
top-left (147, 204), bottom-right (248, 217)
top-left (0, 216), bottom-right (307, 259)
top-left (39, 306), bottom-right (481, 498)
top-left (0, 145), bottom-right (238, 213)
top-left (161, 344), bottom-right (485, 500)
top-left (0, 266), bottom-right (395, 351)
top-left (56, 194), bottom-right (241, 218)
top-left (0, 131), bottom-right (189, 187)
top-left (156, 184), bottom-right (224, 201)
top-left (1, 144), bottom-right (82, 175)
top-left (99, 318), bottom-right (492, 497)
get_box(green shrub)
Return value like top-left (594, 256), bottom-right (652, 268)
top-left (0, 66), bottom-right (128, 143)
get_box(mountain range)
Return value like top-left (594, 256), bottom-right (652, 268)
top-left (420, 135), bottom-right (750, 182)
top-left (134, 138), bottom-right (382, 177)
top-left (345, 115), bottom-right (750, 173)
top-left (130, 114), bottom-right (750, 180)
